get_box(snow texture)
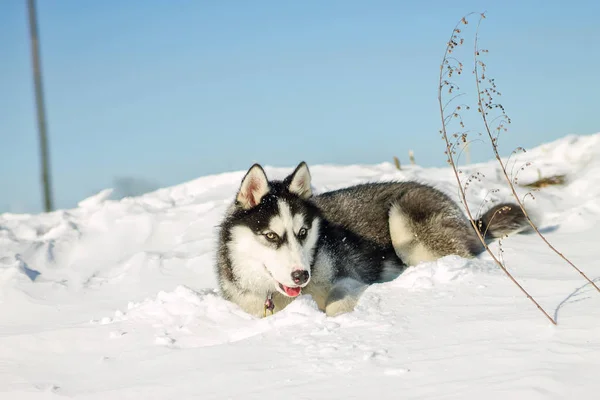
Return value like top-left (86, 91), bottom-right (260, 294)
top-left (1, 133), bottom-right (599, 399)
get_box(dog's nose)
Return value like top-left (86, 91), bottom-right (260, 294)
top-left (291, 270), bottom-right (310, 285)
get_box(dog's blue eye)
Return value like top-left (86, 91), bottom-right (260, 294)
top-left (297, 228), bottom-right (308, 238)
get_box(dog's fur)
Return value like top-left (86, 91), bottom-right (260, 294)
top-left (216, 162), bottom-right (528, 317)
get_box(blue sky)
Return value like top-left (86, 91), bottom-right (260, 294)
top-left (1, 0), bottom-right (599, 213)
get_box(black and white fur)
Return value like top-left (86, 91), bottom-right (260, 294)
top-left (216, 162), bottom-right (528, 317)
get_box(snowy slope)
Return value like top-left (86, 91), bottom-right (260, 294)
top-left (1, 133), bottom-right (599, 399)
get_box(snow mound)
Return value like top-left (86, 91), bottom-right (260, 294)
top-left (93, 286), bottom-right (262, 347)
top-left (1, 133), bottom-right (600, 398)
top-left (394, 255), bottom-right (500, 289)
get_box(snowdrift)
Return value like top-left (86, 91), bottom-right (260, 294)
top-left (1, 133), bottom-right (599, 399)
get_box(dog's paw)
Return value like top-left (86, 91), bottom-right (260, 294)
top-left (324, 277), bottom-right (367, 317)
top-left (325, 298), bottom-right (356, 317)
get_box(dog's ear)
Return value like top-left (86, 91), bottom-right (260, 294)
top-left (285, 161), bottom-right (312, 199)
top-left (236, 164), bottom-right (269, 209)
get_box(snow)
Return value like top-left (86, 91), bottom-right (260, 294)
top-left (1, 133), bottom-right (600, 399)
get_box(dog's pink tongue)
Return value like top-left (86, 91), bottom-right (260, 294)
top-left (282, 285), bottom-right (302, 297)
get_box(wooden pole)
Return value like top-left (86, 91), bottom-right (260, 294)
top-left (26, 0), bottom-right (54, 212)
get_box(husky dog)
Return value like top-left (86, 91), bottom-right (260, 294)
top-left (216, 162), bottom-right (528, 317)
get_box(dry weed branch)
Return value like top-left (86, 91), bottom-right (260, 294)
top-left (438, 13), bottom-right (557, 325)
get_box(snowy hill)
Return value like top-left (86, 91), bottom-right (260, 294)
top-left (1, 133), bottom-right (599, 399)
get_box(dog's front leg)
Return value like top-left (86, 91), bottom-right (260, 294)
top-left (324, 277), bottom-right (368, 317)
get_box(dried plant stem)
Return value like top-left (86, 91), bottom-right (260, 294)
top-left (472, 17), bottom-right (600, 294)
top-left (439, 15), bottom-right (556, 325)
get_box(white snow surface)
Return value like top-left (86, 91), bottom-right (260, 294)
top-left (1, 133), bottom-right (600, 399)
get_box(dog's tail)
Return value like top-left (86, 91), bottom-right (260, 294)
top-left (476, 203), bottom-right (530, 240)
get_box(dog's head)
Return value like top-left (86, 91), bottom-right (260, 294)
top-left (224, 162), bottom-right (320, 298)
